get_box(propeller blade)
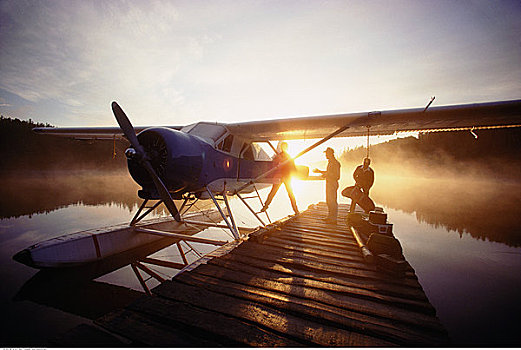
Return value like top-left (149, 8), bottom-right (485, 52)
top-left (142, 160), bottom-right (181, 222)
top-left (111, 101), bottom-right (145, 156)
top-left (111, 101), bottom-right (181, 222)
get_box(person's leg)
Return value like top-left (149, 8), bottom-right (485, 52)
top-left (261, 183), bottom-right (281, 211)
top-left (349, 199), bottom-right (357, 213)
top-left (283, 179), bottom-right (299, 214)
top-left (349, 185), bottom-right (360, 213)
top-left (331, 182), bottom-right (338, 220)
top-left (326, 182), bottom-right (338, 222)
top-left (325, 182), bottom-right (331, 217)
top-left (326, 182), bottom-right (335, 220)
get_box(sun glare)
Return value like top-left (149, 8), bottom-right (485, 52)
top-left (290, 178), bottom-right (305, 198)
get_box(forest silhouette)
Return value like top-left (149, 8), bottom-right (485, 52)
top-left (0, 116), bottom-right (129, 173)
top-left (3, 115), bottom-right (520, 176)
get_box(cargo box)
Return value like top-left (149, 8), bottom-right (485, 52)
top-left (366, 233), bottom-right (403, 259)
top-left (369, 211), bottom-right (387, 224)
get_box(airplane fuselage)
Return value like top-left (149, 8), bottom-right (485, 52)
top-left (126, 126), bottom-right (281, 199)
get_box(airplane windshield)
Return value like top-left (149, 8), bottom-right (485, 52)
top-left (186, 123), bottom-right (227, 143)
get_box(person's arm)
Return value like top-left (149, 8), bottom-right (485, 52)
top-left (368, 169), bottom-right (374, 188)
top-left (353, 166), bottom-right (359, 182)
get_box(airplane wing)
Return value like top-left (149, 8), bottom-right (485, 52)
top-left (32, 126), bottom-right (183, 140)
top-left (33, 99), bottom-right (521, 141)
top-left (226, 99), bottom-right (521, 141)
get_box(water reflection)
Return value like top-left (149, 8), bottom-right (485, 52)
top-left (0, 171), bottom-right (142, 219)
top-left (2, 171), bottom-right (520, 247)
top-left (370, 174), bottom-right (521, 247)
top-left (15, 270), bottom-right (143, 320)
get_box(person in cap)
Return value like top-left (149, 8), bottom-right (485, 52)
top-left (313, 147), bottom-right (341, 224)
top-left (261, 141), bottom-right (299, 215)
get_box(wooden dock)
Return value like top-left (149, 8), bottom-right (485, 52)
top-left (54, 202), bottom-right (449, 346)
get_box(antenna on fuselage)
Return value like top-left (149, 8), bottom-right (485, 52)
top-left (423, 96), bottom-right (436, 112)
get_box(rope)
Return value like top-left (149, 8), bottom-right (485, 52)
top-left (112, 134), bottom-right (117, 159)
top-left (366, 126), bottom-right (370, 159)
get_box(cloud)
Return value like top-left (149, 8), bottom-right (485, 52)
top-left (0, 1), bottom-right (520, 126)
top-left (0, 96), bottom-right (11, 107)
top-left (0, 1), bottom-right (200, 124)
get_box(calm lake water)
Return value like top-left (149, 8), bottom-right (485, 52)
top-left (0, 170), bottom-right (520, 346)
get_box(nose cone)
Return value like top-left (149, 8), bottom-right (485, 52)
top-left (13, 249), bottom-right (35, 268)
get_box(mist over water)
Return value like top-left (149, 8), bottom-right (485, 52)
top-left (3, 163), bottom-right (520, 247)
top-left (0, 171), bottom-right (143, 219)
top-left (372, 174), bottom-right (521, 246)
top-left (339, 152), bottom-right (521, 244)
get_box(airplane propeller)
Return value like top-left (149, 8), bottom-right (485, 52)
top-left (111, 101), bottom-right (181, 222)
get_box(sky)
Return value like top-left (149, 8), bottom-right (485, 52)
top-left (1, 0), bottom-right (520, 129)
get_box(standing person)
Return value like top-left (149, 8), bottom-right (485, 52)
top-left (261, 142), bottom-right (299, 215)
top-left (313, 147), bottom-right (341, 224)
top-left (350, 157), bottom-right (374, 212)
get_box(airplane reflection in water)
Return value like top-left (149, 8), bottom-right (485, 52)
top-left (14, 235), bottom-right (175, 321)
top-left (3, 169), bottom-right (520, 246)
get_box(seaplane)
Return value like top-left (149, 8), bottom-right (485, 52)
top-left (13, 98), bottom-right (521, 292)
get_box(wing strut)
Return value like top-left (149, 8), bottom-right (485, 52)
top-left (206, 186), bottom-right (240, 240)
top-left (234, 123), bottom-right (351, 194)
top-left (237, 193), bottom-right (267, 227)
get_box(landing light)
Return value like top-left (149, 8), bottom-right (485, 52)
top-left (224, 159), bottom-right (231, 169)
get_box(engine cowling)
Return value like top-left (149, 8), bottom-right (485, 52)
top-left (126, 127), bottom-right (204, 198)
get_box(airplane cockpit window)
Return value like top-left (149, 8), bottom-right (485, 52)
top-left (220, 134), bottom-right (233, 153)
top-left (252, 142), bottom-right (272, 161)
top-left (186, 123), bottom-right (227, 143)
top-left (240, 143), bottom-right (254, 160)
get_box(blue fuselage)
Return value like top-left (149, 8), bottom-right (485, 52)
top-left (127, 127), bottom-right (277, 199)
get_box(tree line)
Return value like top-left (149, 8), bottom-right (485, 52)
top-left (340, 127), bottom-right (521, 181)
top-left (0, 116), bottom-right (129, 174)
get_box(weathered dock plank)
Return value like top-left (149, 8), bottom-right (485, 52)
top-left (205, 250), bottom-right (426, 300)
top-left (93, 202), bottom-right (449, 346)
top-left (152, 280), bottom-right (393, 346)
top-left (204, 256), bottom-right (435, 314)
top-left (97, 307), bottom-right (223, 347)
top-left (179, 262), bottom-right (443, 333)
top-left (172, 272), bottom-right (442, 345)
